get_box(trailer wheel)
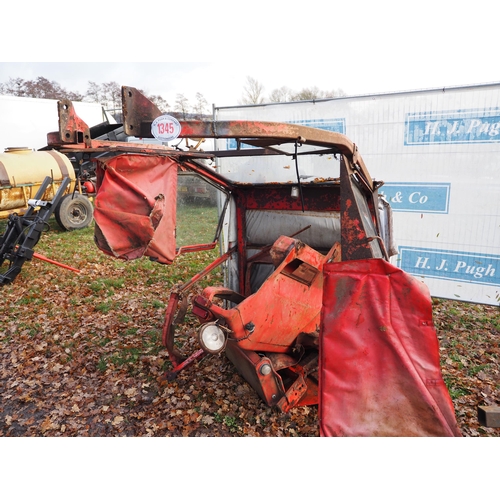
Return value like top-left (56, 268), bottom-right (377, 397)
top-left (55, 193), bottom-right (94, 231)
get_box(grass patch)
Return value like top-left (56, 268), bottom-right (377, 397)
top-left (468, 364), bottom-right (490, 376)
top-left (448, 386), bottom-right (471, 399)
top-left (95, 303), bottom-right (112, 313)
top-left (97, 357), bottom-right (108, 372)
top-left (148, 300), bottom-right (164, 309)
top-left (102, 278), bottom-right (125, 288)
top-left (109, 348), bottom-right (142, 369)
top-left (443, 375), bottom-right (471, 398)
top-left (176, 204), bottom-right (219, 247)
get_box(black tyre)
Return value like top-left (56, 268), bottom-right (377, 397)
top-left (55, 193), bottom-right (94, 231)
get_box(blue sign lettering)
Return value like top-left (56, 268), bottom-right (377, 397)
top-left (405, 108), bottom-right (500, 145)
top-left (398, 246), bottom-right (500, 286)
top-left (380, 183), bottom-right (450, 213)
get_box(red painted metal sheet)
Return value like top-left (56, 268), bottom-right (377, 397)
top-left (94, 154), bottom-right (178, 264)
top-left (320, 259), bottom-right (461, 437)
top-left (241, 185), bottom-right (341, 212)
top-left (194, 236), bottom-right (329, 353)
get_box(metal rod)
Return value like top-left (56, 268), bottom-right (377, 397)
top-left (32, 252), bottom-right (80, 273)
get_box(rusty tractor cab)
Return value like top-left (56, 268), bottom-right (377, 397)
top-left (46, 87), bottom-right (461, 436)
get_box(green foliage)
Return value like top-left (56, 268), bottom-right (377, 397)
top-left (223, 415), bottom-right (238, 429)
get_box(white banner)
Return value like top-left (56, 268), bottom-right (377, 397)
top-left (214, 83), bottom-right (500, 305)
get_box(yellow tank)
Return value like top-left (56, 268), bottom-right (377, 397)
top-left (0, 148), bottom-right (76, 217)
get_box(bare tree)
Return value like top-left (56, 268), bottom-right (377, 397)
top-left (0, 76), bottom-right (83, 100)
top-left (174, 93), bottom-right (190, 119)
top-left (193, 92), bottom-right (209, 118)
top-left (291, 86), bottom-right (325, 101)
top-left (101, 81), bottom-right (121, 110)
top-left (269, 85), bottom-right (295, 103)
top-left (240, 78), bottom-right (346, 105)
top-left (0, 76), bottom-right (179, 121)
top-left (147, 94), bottom-right (170, 113)
top-left (0, 77), bottom-right (25, 96)
top-left (85, 81), bottom-right (104, 103)
top-left (291, 86), bottom-right (346, 101)
top-left (241, 76), bottom-right (265, 105)
top-left (330, 88), bottom-right (347, 97)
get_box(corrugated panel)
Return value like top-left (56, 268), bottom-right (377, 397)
top-left (246, 209), bottom-right (340, 248)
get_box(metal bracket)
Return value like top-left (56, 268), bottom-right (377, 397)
top-left (27, 199), bottom-right (49, 208)
top-left (0, 176), bottom-right (71, 285)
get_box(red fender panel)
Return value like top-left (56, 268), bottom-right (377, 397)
top-left (319, 259), bottom-right (461, 437)
top-left (94, 154), bottom-right (178, 264)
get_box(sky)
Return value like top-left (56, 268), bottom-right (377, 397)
top-left (1, 59), bottom-right (499, 111)
top-left (1, 1), bottom-right (499, 109)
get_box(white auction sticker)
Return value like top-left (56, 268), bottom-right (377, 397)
top-left (151, 114), bottom-right (181, 142)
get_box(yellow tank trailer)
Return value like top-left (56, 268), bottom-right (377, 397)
top-left (0, 148), bottom-right (93, 230)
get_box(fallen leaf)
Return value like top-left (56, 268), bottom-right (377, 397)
top-left (112, 416), bottom-right (124, 426)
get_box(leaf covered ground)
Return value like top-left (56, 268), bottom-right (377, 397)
top-left (1, 222), bottom-right (499, 437)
